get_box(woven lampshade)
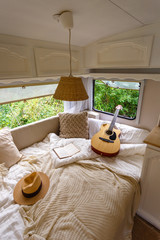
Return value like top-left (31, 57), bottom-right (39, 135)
top-left (53, 76), bottom-right (88, 101)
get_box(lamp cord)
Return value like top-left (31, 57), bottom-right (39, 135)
top-left (69, 28), bottom-right (72, 77)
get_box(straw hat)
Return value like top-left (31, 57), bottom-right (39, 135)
top-left (13, 172), bottom-right (49, 205)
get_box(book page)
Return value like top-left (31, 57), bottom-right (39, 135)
top-left (53, 143), bottom-right (80, 159)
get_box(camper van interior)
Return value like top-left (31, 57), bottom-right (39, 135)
top-left (0, 0), bottom-right (160, 239)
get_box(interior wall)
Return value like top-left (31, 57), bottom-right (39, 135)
top-left (100, 22), bottom-right (160, 69)
top-left (84, 22), bottom-right (160, 131)
top-left (139, 79), bottom-right (160, 130)
top-left (0, 29), bottom-right (160, 132)
top-left (84, 22), bottom-right (160, 71)
top-left (0, 34), bottom-right (84, 79)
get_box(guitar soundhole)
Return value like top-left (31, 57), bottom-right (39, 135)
top-left (109, 132), bottom-right (116, 140)
top-left (106, 130), bottom-right (113, 135)
top-left (106, 130), bottom-right (117, 141)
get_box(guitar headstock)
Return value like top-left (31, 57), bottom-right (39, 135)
top-left (116, 105), bottom-right (123, 110)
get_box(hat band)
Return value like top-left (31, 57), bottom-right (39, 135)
top-left (22, 181), bottom-right (42, 198)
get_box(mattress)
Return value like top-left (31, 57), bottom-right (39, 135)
top-left (0, 122), bottom-right (149, 240)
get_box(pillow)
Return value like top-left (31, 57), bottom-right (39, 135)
top-left (0, 128), bottom-right (22, 168)
top-left (59, 112), bottom-right (89, 139)
top-left (88, 118), bottom-right (107, 139)
top-left (116, 122), bottom-right (149, 144)
top-left (88, 118), bottom-right (149, 144)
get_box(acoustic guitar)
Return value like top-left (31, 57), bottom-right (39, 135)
top-left (91, 105), bottom-right (123, 156)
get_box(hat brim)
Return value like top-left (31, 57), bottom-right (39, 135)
top-left (13, 172), bottom-right (50, 205)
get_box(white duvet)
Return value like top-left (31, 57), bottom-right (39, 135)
top-left (0, 122), bottom-right (149, 240)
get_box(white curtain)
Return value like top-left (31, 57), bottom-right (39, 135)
top-left (64, 77), bottom-right (93, 113)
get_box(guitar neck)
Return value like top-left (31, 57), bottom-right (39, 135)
top-left (108, 109), bottom-right (120, 132)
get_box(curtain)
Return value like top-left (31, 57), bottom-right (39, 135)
top-left (64, 77), bottom-right (93, 113)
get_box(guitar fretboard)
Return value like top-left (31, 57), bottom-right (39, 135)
top-left (108, 109), bottom-right (120, 132)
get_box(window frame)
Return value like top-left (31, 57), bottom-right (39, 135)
top-left (0, 81), bottom-right (59, 105)
top-left (92, 79), bottom-right (145, 122)
top-left (0, 79), bottom-right (64, 129)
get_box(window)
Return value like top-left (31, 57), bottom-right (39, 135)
top-left (0, 83), bottom-right (63, 129)
top-left (93, 79), bottom-right (142, 120)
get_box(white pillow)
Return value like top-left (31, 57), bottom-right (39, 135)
top-left (116, 122), bottom-right (149, 144)
top-left (88, 118), bottom-right (149, 144)
top-left (0, 128), bottom-right (22, 168)
top-left (88, 118), bottom-right (107, 139)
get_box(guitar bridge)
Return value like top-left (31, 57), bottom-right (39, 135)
top-left (99, 137), bottom-right (114, 143)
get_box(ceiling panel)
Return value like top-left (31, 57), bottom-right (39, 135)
top-left (111, 0), bottom-right (160, 24)
top-left (0, 0), bottom-right (147, 46)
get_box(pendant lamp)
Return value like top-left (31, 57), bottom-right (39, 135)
top-left (53, 11), bottom-right (89, 101)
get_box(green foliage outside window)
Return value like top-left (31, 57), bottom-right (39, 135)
top-left (93, 80), bottom-right (140, 119)
top-left (0, 96), bottom-right (64, 129)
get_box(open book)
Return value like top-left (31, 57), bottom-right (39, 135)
top-left (53, 143), bottom-right (80, 159)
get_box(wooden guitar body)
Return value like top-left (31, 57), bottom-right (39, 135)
top-left (91, 123), bottom-right (121, 157)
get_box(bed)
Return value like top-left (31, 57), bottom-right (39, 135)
top-left (0, 112), bottom-right (149, 240)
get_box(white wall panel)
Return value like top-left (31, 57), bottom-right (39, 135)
top-left (0, 43), bottom-right (32, 78)
top-left (34, 47), bottom-right (79, 76)
top-left (96, 36), bottom-right (153, 67)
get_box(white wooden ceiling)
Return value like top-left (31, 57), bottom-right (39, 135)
top-left (0, 0), bottom-right (160, 46)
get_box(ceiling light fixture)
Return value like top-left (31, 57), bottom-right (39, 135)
top-left (53, 11), bottom-right (89, 101)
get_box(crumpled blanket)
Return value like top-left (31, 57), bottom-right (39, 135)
top-left (17, 133), bottom-right (147, 240)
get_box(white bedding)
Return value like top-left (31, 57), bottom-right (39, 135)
top-left (0, 123), bottom-right (149, 240)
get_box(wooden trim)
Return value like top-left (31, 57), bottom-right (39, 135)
top-left (0, 93), bottom-right (54, 105)
top-left (132, 214), bottom-right (160, 240)
top-left (0, 81), bottom-right (59, 88)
